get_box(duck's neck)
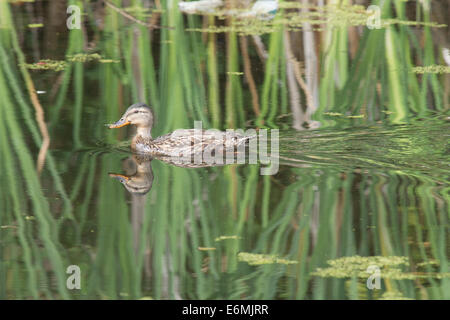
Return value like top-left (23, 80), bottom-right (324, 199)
top-left (135, 126), bottom-right (152, 140)
top-left (132, 126), bottom-right (153, 151)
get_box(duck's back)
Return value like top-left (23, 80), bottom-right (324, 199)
top-left (146, 129), bottom-right (253, 157)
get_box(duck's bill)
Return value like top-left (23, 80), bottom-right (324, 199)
top-left (109, 173), bottom-right (130, 181)
top-left (109, 119), bottom-right (131, 129)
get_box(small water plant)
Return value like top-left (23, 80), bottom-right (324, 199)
top-left (22, 53), bottom-right (118, 72)
top-left (238, 252), bottom-right (298, 266)
top-left (312, 256), bottom-right (450, 280)
top-left (21, 59), bottom-right (67, 71)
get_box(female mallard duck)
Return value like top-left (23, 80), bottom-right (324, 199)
top-left (109, 155), bottom-right (154, 195)
top-left (109, 103), bottom-right (253, 159)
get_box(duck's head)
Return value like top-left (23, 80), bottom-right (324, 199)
top-left (109, 172), bottom-right (153, 195)
top-left (109, 103), bottom-right (154, 129)
top-left (109, 155), bottom-right (154, 195)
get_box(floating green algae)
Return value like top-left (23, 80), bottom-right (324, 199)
top-left (186, 22), bottom-right (278, 36)
top-left (378, 290), bottom-right (413, 300)
top-left (342, 281), bottom-right (415, 300)
top-left (346, 114), bottom-right (365, 119)
top-left (312, 256), bottom-right (450, 280)
top-left (185, 3), bottom-right (445, 36)
top-left (27, 23), bottom-right (43, 28)
top-left (198, 247), bottom-right (216, 251)
top-left (21, 59), bottom-right (67, 71)
top-left (323, 112), bottom-right (343, 117)
top-left (22, 53), bottom-right (118, 72)
top-left (66, 53), bottom-right (102, 63)
top-left (412, 65), bottom-right (450, 74)
top-left (226, 71), bottom-right (244, 76)
top-left (99, 59), bottom-right (120, 63)
top-left (238, 252), bottom-right (298, 266)
top-left (323, 112), bottom-right (365, 119)
top-left (215, 235), bottom-right (241, 242)
top-left (416, 260), bottom-right (440, 268)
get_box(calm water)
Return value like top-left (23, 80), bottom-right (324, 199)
top-left (0, 1), bottom-right (449, 300)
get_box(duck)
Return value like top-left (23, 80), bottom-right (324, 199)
top-left (109, 103), bottom-right (254, 160)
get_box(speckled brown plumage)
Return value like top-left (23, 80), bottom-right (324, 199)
top-left (110, 103), bottom-right (255, 162)
top-left (132, 129), bottom-right (253, 157)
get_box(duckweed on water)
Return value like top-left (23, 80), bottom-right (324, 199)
top-left (27, 23), bottom-right (43, 28)
top-left (197, 247), bottom-right (216, 251)
top-left (378, 290), bottom-right (413, 300)
top-left (186, 23), bottom-right (277, 36)
top-left (21, 59), bottom-right (67, 71)
top-left (66, 53), bottom-right (102, 63)
top-left (226, 71), bottom-right (244, 76)
top-left (346, 115), bottom-right (365, 119)
top-left (312, 256), bottom-right (450, 280)
top-left (99, 59), bottom-right (120, 63)
top-left (238, 253), bottom-right (298, 266)
top-left (416, 260), bottom-right (440, 268)
top-left (323, 112), bottom-right (365, 119)
top-left (323, 112), bottom-right (343, 117)
top-left (215, 235), bottom-right (241, 242)
top-left (22, 54), bottom-right (118, 71)
top-left (185, 3), bottom-right (444, 36)
top-left (412, 65), bottom-right (450, 74)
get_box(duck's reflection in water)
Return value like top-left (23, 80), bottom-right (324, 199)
top-left (109, 154), bottom-right (228, 195)
top-left (108, 154), bottom-right (230, 296)
top-left (109, 155), bottom-right (154, 255)
top-left (109, 154), bottom-right (229, 248)
top-left (109, 155), bottom-right (154, 195)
